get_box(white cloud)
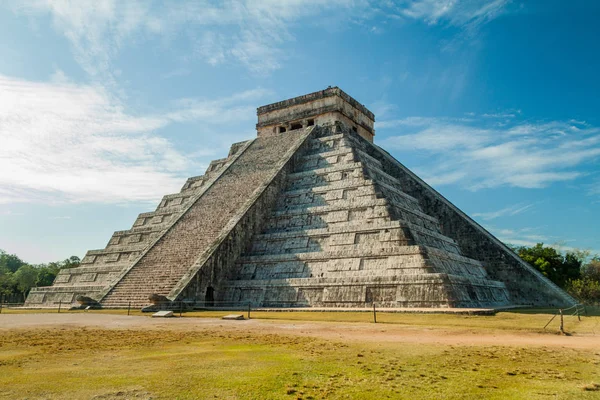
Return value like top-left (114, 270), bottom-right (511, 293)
top-left (0, 73), bottom-right (268, 205)
top-left (473, 203), bottom-right (535, 221)
top-left (369, 100), bottom-right (397, 119)
top-left (398, 0), bottom-right (510, 27)
top-left (7, 1), bottom-right (511, 77)
top-left (194, 31), bottom-right (227, 67)
top-left (8, 0), bottom-right (357, 77)
top-left (378, 116), bottom-right (600, 190)
top-left (490, 226), bottom-right (599, 255)
top-left (482, 112), bottom-right (517, 119)
top-left (11, 0), bottom-right (159, 86)
top-left (166, 88), bottom-right (271, 123)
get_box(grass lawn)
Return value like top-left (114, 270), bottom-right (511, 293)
top-left (1, 309), bottom-right (599, 399)
top-left (1, 326), bottom-right (599, 399)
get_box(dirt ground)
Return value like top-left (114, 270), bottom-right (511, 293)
top-left (2, 313), bottom-right (598, 349)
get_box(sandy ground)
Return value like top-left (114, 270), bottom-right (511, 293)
top-left (1, 313), bottom-right (599, 349)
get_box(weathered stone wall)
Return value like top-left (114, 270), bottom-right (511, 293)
top-left (25, 140), bottom-right (244, 307)
top-left (256, 87), bottom-right (375, 142)
top-left (258, 87), bottom-right (374, 121)
top-left (100, 127), bottom-right (314, 307)
top-left (175, 128), bottom-right (315, 303)
top-left (222, 123), bottom-right (511, 308)
top-left (351, 134), bottom-right (575, 307)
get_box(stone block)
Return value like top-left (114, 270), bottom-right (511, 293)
top-left (26, 292), bottom-right (45, 303)
top-left (222, 314), bottom-right (244, 320)
top-left (153, 311), bottom-right (174, 318)
top-left (323, 286), bottom-right (365, 303)
top-left (54, 274), bottom-right (71, 284)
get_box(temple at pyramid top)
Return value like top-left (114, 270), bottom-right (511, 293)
top-left (256, 86), bottom-right (375, 142)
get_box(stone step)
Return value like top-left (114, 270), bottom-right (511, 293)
top-left (238, 245), bottom-right (425, 264)
top-left (270, 197), bottom-right (388, 218)
top-left (263, 205), bottom-right (391, 234)
top-left (287, 161), bottom-right (364, 180)
top-left (276, 186), bottom-right (379, 211)
top-left (296, 225), bottom-right (462, 255)
top-left (236, 268), bottom-right (438, 281)
top-left (354, 148), bottom-right (384, 168)
top-left (303, 135), bottom-right (352, 155)
top-left (110, 281), bottom-right (180, 287)
top-left (112, 224), bottom-right (168, 238)
top-left (300, 147), bottom-right (354, 162)
top-left (112, 276), bottom-right (184, 283)
top-left (249, 237), bottom-right (415, 257)
top-left (224, 272), bottom-right (507, 288)
top-left (296, 149), bottom-right (356, 172)
top-left (180, 175), bottom-right (207, 191)
top-left (236, 244), bottom-right (479, 265)
top-left (249, 225), bottom-right (415, 256)
top-left (280, 179), bottom-right (375, 198)
top-left (234, 261), bottom-right (435, 281)
top-left (255, 220), bottom-right (406, 240)
top-left (102, 243), bottom-right (149, 253)
top-left (236, 250), bottom-right (487, 281)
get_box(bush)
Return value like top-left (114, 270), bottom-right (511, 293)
top-left (567, 278), bottom-right (600, 305)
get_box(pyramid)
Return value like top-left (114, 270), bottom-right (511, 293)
top-left (26, 88), bottom-right (575, 309)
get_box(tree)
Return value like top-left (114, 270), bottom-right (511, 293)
top-left (0, 249), bottom-right (27, 273)
top-left (62, 256), bottom-right (81, 269)
top-left (36, 264), bottom-right (60, 287)
top-left (567, 278), bottom-right (600, 304)
top-left (582, 257), bottom-right (600, 281)
top-left (516, 243), bottom-right (581, 288)
top-left (13, 265), bottom-right (38, 301)
top-left (567, 256), bottom-right (600, 304)
top-left (0, 249), bottom-right (83, 301)
top-left (0, 265), bottom-right (16, 297)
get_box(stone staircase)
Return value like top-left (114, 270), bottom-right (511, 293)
top-left (221, 125), bottom-right (511, 308)
top-left (99, 129), bottom-right (313, 308)
top-left (25, 142), bottom-right (247, 307)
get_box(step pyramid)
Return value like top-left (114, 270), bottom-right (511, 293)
top-left (26, 87), bottom-right (575, 309)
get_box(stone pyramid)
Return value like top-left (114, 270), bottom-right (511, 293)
top-left (26, 88), bottom-right (575, 309)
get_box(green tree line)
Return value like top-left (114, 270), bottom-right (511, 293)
top-left (0, 249), bottom-right (80, 302)
top-left (513, 243), bottom-right (600, 304)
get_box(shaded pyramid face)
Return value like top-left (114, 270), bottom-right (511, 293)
top-left (26, 88), bottom-right (575, 309)
top-left (221, 123), bottom-right (511, 308)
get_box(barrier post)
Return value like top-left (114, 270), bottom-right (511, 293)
top-left (247, 302), bottom-right (251, 319)
top-left (373, 302), bottom-right (377, 323)
top-left (58, 300), bottom-right (62, 313)
top-left (127, 301), bottom-right (131, 316)
top-left (559, 309), bottom-right (564, 334)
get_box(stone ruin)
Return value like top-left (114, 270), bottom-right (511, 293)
top-left (26, 87), bottom-right (576, 309)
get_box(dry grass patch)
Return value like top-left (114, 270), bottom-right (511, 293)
top-left (1, 325), bottom-right (599, 399)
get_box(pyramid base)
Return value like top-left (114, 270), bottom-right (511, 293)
top-left (220, 273), bottom-right (511, 309)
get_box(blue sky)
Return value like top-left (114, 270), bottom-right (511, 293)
top-left (0, 0), bottom-right (598, 263)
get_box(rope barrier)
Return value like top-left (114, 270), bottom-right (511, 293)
top-left (543, 303), bottom-right (585, 331)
